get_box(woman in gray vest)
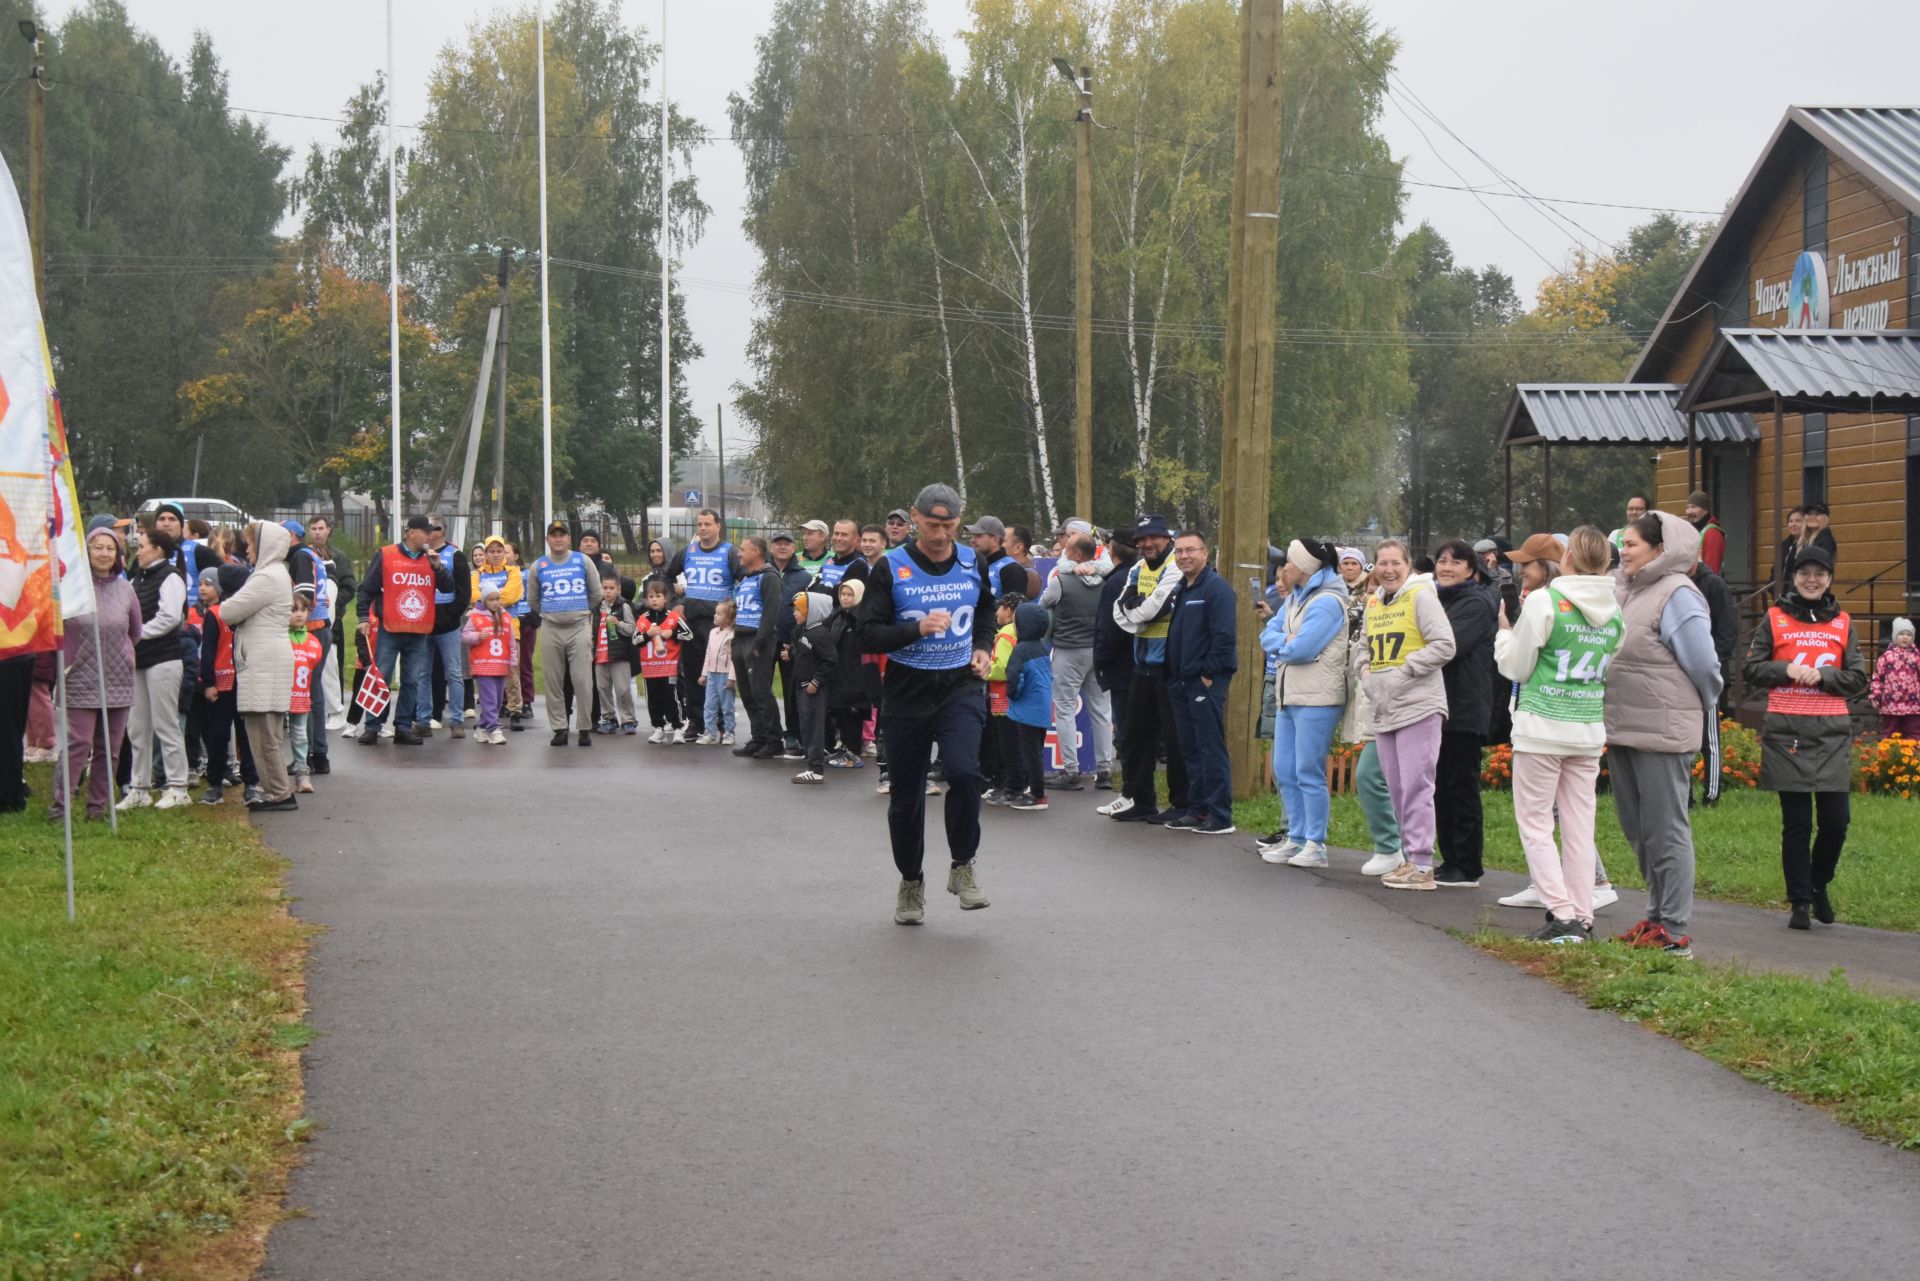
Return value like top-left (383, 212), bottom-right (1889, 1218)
top-left (1606, 511), bottom-right (1724, 958)
top-left (1258, 539), bottom-right (1349, 868)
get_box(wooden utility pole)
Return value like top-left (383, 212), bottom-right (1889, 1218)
top-left (1219, 0), bottom-right (1284, 800)
top-left (1072, 64), bottom-right (1094, 522)
top-left (22, 20), bottom-right (47, 311)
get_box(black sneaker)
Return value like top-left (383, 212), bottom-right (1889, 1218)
top-left (577, 730), bottom-right (593, 747)
top-left (309, 754), bottom-right (331, 776)
top-left (243, 785), bottom-right (264, 806)
top-left (198, 787), bottom-right (224, 806)
top-left (1009, 794), bottom-right (1048, 811)
top-left (551, 730), bottom-right (570, 747)
top-left (1113, 806), bottom-right (1163, 823)
top-left (509, 717), bottom-right (526, 731)
top-left (1522, 913), bottom-right (1592, 944)
top-left (1788, 902), bottom-right (1811, 930)
top-left (393, 729), bottom-right (423, 746)
top-left (1433, 865), bottom-right (1480, 888)
top-left (1048, 772), bottom-right (1085, 791)
top-left (983, 789), bottom-right (1012, 807)
top-left (732, 742), bottom-right (760, 757)
top-left (1094, 770), bottom-right (1113, 791)
top-left (1811, 889), bottom-right (1835, 924)
top-left (247, 795), bottom-right (299, 812)
top-left (753, 743), bottom-right (781, 760)
top-left (1162, 811), bottom-right (1201, 830)
top-left (1191, 816), bottom-right (1237, 836)
top-left (357, 729), bottom-right (380, 746)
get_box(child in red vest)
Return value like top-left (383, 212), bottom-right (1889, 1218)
top-left (288, 587), bottom-right (324, 793)
top-left (635, 580), bottom-right (693, 743)
top-left (462, 583), bottom-right (518, 745)
top-left (196, 564), bottom-right (259, 806)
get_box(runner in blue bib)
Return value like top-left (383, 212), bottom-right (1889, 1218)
top-left (858, 483), bottom-right (996, 925)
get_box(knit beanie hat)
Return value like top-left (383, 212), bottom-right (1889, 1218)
top-left (1286, 538), bottom-right (1336, 576)
top-left (1894, 617), bottom-right (1915, 640)
top-left (839, 578), bottom-right (866, 607)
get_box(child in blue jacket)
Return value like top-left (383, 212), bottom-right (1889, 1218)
top-left (1004, 602), bottom-right (1054, 811)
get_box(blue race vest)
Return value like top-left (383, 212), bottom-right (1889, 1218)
top-left (683, 542), bottom-right (735, 603)
top-left (534, 554), bottom-right (591, 614)
top-left (734, 571), bottom-right (766, 630)
top-left (433, 544), bottom-right (457, 605)
top-left (985, 556), bottom-right (1007, 597)
top-left (817, 558), bottom-right (850, 589)
top-left (885, 545), bottom-right (979, 670)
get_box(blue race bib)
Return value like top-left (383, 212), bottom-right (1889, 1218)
top-left (885, 546), bottom-right (979, 670)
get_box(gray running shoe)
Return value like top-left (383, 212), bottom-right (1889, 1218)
top-left (946, 861), bottom-right (990, 910)
top-left (894, 878), bottom-right (926, 925)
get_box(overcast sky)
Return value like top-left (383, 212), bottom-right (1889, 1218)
top-left (48, 0), bottom-right (1920, 454)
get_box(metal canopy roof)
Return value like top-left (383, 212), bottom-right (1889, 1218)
top-left (1675, 329), bottom-right (1920, 415)
top-left (1499, 384), bottom-right (1758, 449)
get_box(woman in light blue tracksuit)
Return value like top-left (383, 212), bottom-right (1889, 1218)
top-left (1259, 540), bottom-right (1350, 867)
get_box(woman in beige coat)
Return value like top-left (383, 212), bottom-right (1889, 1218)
top-left (218, 521), bottom-right (296, 810)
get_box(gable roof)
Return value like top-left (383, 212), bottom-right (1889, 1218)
top-left (1626, 106), bottom-right (1920, 384)
top-left (1499, 384), bottom-right (1757, 449)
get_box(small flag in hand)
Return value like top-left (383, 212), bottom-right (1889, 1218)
top-left (354, 666), bottom-right (391, 717)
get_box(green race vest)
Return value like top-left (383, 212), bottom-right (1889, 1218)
top-left (1516, 588), bottom-right (1622, 724)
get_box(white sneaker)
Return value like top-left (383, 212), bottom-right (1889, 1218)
top-left (1286, 841), bottom-right (1329, 868)
top-left (379, 722), bottom-right (395, 739)
top-left (339, 723), bottom-right (361, 741)
top-left (720, 732), bottom-right (736, 746)
top-left (671, 728), bottom-right (687, 744)
top-left (1097, 794), bottom-right (1135, 817)
top-left (648, 727), bottom-right (667, 744)
top-left (154, 787), bottom-right (192, 810)
top-left (464, 708), bottom-right (478, 721)
top-left (1359, 851), bottom-right (1402, 876)
top-left (1498, 884), bottom-right (1547, 909)
top-left (116, 788), bottom-right (152, 811)
top-left (1592, 884), bottom-right (1620, 910)
top-left (431, 719), bottom-right (445, 730)
top-left (1260, 837), bottom-right (1302, 866)
top-left (488, 728), bottom-right (505, 745)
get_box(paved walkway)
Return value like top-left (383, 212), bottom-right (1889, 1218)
top-left (258, 724), bottom-right (1920, 1280)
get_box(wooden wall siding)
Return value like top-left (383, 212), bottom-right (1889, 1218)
top-left (1644, 142), bottom-right (1914, 606)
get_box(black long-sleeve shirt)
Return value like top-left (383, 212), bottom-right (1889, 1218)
top-left (858, 540), bottom-right (994, 718)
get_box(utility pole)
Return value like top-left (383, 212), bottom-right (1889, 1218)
top-left (1055, 57), bottom-right (1095, 522)
top-left (20, 19), bottom-right (47, 311)
top-left (491, 243), bottom-right (513, 536)
top-left (1219, 0), bottom-right (1284, 800)
top-left (715, 401), bottom-right (725, 525)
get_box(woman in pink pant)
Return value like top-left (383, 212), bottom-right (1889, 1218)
top-left (1494, 528), bottom-right (1621, 942)
top-left (52, 528), bottom-right (143, 821)
top-left (1355, 539), bottom-right (1456, 891)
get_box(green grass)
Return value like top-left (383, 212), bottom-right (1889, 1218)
top-left (1232, 787), bottom-right (1920, 933)
top-left (1471, 934), bottom-right (1920, 1149)
top-left (0, 766), bottom-right (311, 1280)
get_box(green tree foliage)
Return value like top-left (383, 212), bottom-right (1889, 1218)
top-left (734, 0), bottom-right (1410, 536)
top-left (0, 0), bottom-right (289, 509)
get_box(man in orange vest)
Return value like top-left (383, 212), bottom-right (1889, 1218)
top-left (354, 515), bottom-right (452, 747)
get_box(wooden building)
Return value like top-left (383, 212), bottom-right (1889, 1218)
top-left (1500, 106), bottom-right (1920, 632)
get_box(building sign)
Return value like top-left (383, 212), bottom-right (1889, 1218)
top-left (1755, 239), bottom-right (1905, 331)
top-left (1754, 250), bottom-right (1828, 327)
top-left (1833, 237), bottom-right (1902, 330)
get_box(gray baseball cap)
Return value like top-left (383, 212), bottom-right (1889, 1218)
top-left (962, 515), bottom-right (1006, 539)
top-left (912, 483), bottom-right (963, 521)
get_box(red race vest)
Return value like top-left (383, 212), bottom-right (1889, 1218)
top-left (468, 610), bottom-right (515, 677)
top-left (289, 632), bottom-right (323, 714)
top-left (637, 610), bottom-right (683, 678)
top-left (210, 604), bottom-right (236, 692)
top-left (380, 546), bottom-right (438, 634)
top-left (1765, 606), bottom-right (1852, 716)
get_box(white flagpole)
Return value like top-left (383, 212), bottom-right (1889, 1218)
top-left (537, 2), bottom-right (555, 525)
top-left (658, 0), bottom-right (671, 540)
top-left (54, 652), bottom-right (74, 918)
top-left (387, 0), bottom-right (403, 542)
top-left (88, 604), bottom-right (117, 835)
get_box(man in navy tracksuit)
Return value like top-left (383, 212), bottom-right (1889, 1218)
top-left (1164, 529), bottom-right (1239, 835)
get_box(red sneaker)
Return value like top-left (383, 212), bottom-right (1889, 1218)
top-left (1615, 918), bottom-right (1655, 945)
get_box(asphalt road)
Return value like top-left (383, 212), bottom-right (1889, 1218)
top-left (259, 722), bottom-right (1920, 1280)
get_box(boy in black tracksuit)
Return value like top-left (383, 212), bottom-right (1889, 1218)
top-left (790, 590), bottom-right (838, 781)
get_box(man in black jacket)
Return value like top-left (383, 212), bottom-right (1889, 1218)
top-left (1164, 529), bottom-right (1239, 836)
top-left (1691, 557), bottom-right (1738, 715)
top-left (769, 532), bottom-right (812, 755)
